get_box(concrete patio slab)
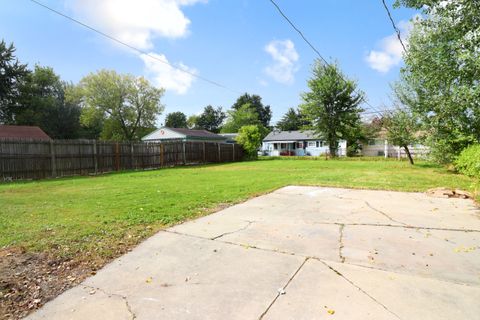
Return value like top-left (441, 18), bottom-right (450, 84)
top-left (342, 224), bottom-right (480, 285)
top-left (26, 186), bottom-right (480, 320)
top-left (29, 232), bottom-right (304, 320)
top-left (329, 261), bottom-right (480, 320)
top-left (262, 259), bottom-right (398, 320)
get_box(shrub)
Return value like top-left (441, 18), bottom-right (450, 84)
top-left (236, 125), bottom-right (268, 160)
top-left (455, 144), bottom-right (480, 179)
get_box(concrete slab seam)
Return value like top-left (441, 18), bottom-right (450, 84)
top-left (339, 224), bottom-right (346, 263)
top-left (258, 257), bottom-right (310, 320)
top-left (319, 261), bottom-right (403, 320)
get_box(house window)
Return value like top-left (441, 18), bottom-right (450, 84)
top-left (320, 141), bottom-right (324, 147)
top-left (316, 141), bottom-right (320, 148)
top-left (281, 143), bottom-right (286, 149)
top-left (368, 139), bottom-right (376, 146)
top-left (296, 142), bottom-right (303, 148)
top-left (307, 141), bottom-right (316, 148)
top-left (273, 143), bottom-right (278, 150)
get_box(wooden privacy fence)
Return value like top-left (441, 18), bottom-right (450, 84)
top-left (0, 139), bottom-right (245, 181)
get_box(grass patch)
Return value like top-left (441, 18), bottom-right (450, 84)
top-left (1, 159), bottom-right (478, 258)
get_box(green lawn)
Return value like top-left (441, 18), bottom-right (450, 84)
top-left (0, 158), bottom-right (477, 260)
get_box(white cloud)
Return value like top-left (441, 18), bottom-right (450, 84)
top-left (264, 39), bottom-right (299, 84)
top-left (140, 52), bottom-right (197, 94)
top-left (67, 0), bottom-right (204, 94)
top-left (366, 17), bottom-right (415, 73)
top-left (68, 0), bottom-right (205, 50)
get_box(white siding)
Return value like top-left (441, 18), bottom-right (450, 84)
top-left (142, 128), bottom-right (185, 141)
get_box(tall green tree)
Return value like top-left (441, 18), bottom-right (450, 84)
top-left (384, 109), bottom-right (420, 165)
top-left (300, 61), bottom-right (364, 157)
top-left (79, 70), bottom-right (164, 141)
top-left (221, 103), bottom-right (261, 133)
top-left (165, 111), bottom-right (188, 128)
top-left (195, 105), bottom-right (226, 133)
top-left (16, 66), bottom-right (82, 139)
top-left (0, 40), bottom-right (29, 124)
top-left (232, 93), bottom-right (272, 127)
top-left (276, 108), bottom-right (309, 131)
top-left (393, 0), bottom-right (480, 163)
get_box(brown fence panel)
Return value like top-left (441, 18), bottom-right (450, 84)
top-left (0, 139), bottom-right (51, 180)
top-left (0, 139), bottom-right (244, 181)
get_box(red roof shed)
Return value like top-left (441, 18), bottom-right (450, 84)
top-left (0, 125), bottom-right (51, 140)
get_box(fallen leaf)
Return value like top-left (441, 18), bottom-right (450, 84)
top-left (327, 309), bottom-right (335, 315)
top-left (146, 277), bottom-right (153, 283)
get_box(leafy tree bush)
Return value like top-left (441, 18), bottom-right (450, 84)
top-left (221, 103), bottom-right (261, 133)
top-left (0, 40), bottom-right (29, 124)
top-left (300, 61), bottom-right (363, 157)
top-left (276, 108), bottom-right (310, 131)
top-left (454, 144), bottom-right (480, 179)
top-left (384, 109), bottom-right (420, 165)
top-left (236, 125), bottom-right (268, 159)
top-left (232, 93), bottom-right (272, 127)
top-left (195, 105), bottom-right (225, 133)
top-left (165, 111), bottom-right (187, 128)
top-left (79, 70), bottom-right (164, 140)
top-left (393, 0), bottom-right (480, 163)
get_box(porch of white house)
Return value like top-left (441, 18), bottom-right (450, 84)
top-left (262, 141), bottom-right (346, 157)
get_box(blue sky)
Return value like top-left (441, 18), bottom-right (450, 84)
top-left (0, 0), bottom-right (417, 125)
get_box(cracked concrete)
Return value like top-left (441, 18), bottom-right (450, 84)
top-left (27, 186), bottom-right (480, 320)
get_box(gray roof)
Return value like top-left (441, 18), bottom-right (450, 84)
top-left (263, 130), bottom-right (321, 142)
top-left (168, 128), bottom-right (226, 140)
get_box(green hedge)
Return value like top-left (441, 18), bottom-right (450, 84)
top-left (455, 144), bottom-right (480, 179)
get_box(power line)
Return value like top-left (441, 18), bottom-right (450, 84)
top-left (28, 0), bottom-right (242, 95)
top-left (267, 0), bottom-right (388, 117)
top-left (381, 0), bottom-right (407, 52)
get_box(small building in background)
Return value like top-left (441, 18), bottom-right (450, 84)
top-left (262, 130), bottom-right (346, 157)
top-left (0, 125), bottom-right (51, 140)
top-left (360, 129), bottom-right (429, 159)
top-left (219, 133), bottom-right (238, 144)
top-left (142, 127), bottom-right (228, 143)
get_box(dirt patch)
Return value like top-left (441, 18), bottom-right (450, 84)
top-left (426, 187), bottom-right (473, 199)
top-left (0, 247), bottom-right (96, 319)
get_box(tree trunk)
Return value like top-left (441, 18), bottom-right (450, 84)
top-left (403, 145), bottom-right (414, 165)
top-left (328, 137), bottom-right (337, 158)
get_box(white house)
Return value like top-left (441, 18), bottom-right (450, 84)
top-left (262, 130), bottom-right (347, 157)
top-left (142, 127), bottom-right (227, 143)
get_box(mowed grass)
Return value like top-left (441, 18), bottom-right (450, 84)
top-left (0, 158), bottom-right (477, 259)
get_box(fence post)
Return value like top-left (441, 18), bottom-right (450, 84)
top-left (130, 142), bottom-right (134, 169)
top-left (218, 143), bottom-right (221, 162)
top-left (50, 140), bottom-right (57, 178)
top-left (203, 142), bottom-right (206, 163)
top-left (182, 142), bottom-right (186, 165)
top-left (93, 140), bottom-right (98, 175)
top-left (232, 144), bottom-right (235, 161)
top-left (115, 142), bottom-right (120, 171)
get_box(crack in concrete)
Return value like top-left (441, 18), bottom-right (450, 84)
top-left (258, 257), bottom-right (310, 320)
top-left (210, 220), bottom-right (255, 240)
top-left (364, 201), bottom-right (407, 225)
top-left (339, 224), bottom-right (345, 263)
top-left (310, 221), bottom-right (480, 233)
top-left (319, 261), bottom-right (403, 320)
top-left (83, 285), bottom-right (136, 319)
